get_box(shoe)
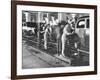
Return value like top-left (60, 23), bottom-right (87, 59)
top-left (60, 54), bottom-right (66, 58)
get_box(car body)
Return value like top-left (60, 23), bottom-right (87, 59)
top-left (75, 16), bottom-right (89, 52)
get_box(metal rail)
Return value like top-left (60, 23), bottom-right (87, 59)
top-left (78, 49), bottom-right (89, 54)
top-left (23, 36), bottom-right (58, 45)
top-left (23, 36), bottom-right (89, 55)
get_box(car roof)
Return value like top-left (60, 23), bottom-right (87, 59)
top-left (78, 16), bottom-right (89, 20)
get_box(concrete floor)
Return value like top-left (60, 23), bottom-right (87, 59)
top-left (22, 42), bottom-right (70, 69)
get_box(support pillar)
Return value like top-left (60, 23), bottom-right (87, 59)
top-left (37, 12), bottom-right (41, 47)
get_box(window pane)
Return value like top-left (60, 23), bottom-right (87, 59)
top-left (86, 19), bottom-right (89, 28)
top-left (77, 19), bottom-right (85, 28)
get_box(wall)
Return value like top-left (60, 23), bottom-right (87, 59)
top-left (0, 0), bottom-right (99, 80)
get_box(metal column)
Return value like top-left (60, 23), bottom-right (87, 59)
top-left (37, 12), bottom-right (41, 47)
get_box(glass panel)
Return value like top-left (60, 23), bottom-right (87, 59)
top-left (77, 19), bottom-right (85, 28)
